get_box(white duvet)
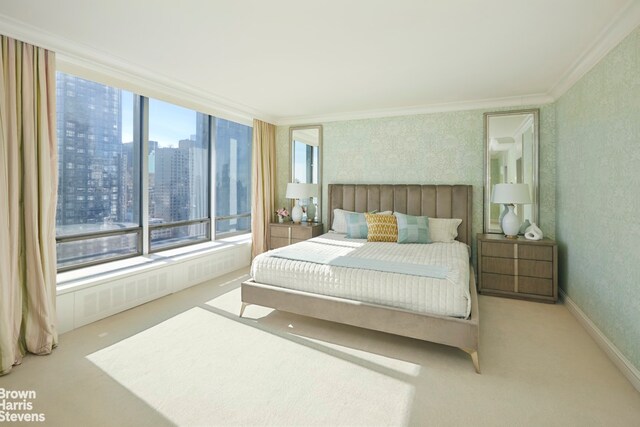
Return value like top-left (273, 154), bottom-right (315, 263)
top-left (251, 232), bottom-right (471, 318)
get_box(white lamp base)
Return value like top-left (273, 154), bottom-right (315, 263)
top-left (501, 204), bottom-right (521, 238)
top-left (291, 200), bottom-right (303, 223)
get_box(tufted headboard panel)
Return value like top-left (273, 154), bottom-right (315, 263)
top-left (328, 184), bottom-right (473, 246)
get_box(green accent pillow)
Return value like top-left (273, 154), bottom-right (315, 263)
top-left (345, 212), bottom-right (369, 238)
top-left (394, 212), bottom-right (431, 244)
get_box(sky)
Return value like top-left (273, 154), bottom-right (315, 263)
top-left (121, 93), bottom-right (198, 147)
top-left (121, 91), bottom-right (134, 143)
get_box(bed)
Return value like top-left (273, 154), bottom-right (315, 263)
top-left (241, 184), bottom-right (480, 373)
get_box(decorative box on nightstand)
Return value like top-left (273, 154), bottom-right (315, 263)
top-left (269, 222), bottom-right (323, 250)
top-left (477, 233), bottom-right (558, 303)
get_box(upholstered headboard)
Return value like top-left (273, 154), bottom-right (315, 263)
top-left (328, 184), bottom-right (473, 246)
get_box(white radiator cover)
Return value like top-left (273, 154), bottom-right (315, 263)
top-left (57, 241), bottom-right (251, 334)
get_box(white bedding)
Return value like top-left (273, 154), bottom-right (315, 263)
top-left (251, 232), bottom-right (471, 318)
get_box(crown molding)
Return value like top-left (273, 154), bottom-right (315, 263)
top-left (56, 53), bottom-right (270, 126)
top-left (1, 0), bottom-right (638, 128)
top-left (276, 0), bottom-right (640, 126)
top-left (0, 13), bottom-right (274, 126)
top-left (275, 93), bottom-right (554, 126)
top-left (549, 0), bottom-right (640, 99)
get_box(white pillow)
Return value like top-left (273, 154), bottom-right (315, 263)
top-left (332, 209), bottom-right (355, 233)
top-left (332, 209), bottom-right (394, 233)
top-left (429, 218), bottom-right (462, 243)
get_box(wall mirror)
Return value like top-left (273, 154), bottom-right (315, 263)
top-left (484, 109), bottom-right (539, 233)
top-left (290, 125), bottom-right (322, 222)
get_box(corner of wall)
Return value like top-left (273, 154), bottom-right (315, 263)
top-left (554, 24), bottom-right (640, 374)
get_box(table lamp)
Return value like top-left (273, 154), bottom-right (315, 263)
top-left (286, 183), bottom-right (317, 223)
top-left (491, 183), bottom-right (531, 238)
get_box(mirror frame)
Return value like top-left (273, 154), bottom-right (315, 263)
top-left (289, 124), bottom-right (323, 223)
top-left (483, 109), bottom-right (539, 234)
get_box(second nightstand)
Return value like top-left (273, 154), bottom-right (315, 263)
top-left (477, 233), bottom-right (558, 303)
top-left (269, 222), bottom-right (323, 250)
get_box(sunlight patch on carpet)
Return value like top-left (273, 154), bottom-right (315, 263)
top-left (87, 307), bottom-right (415, 426)
top-left (205, 287), bottom-right (422, 378)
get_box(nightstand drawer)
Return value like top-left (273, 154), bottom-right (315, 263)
top-left (482, 257), bottom-right (515, 275)
top-left (519, 276), bottom-right (553, 296)
top-left (291, 227), bottom-right (313, 239)
top-left (518, 245), bottom-right (553, 261)
top-left (482, 242), bottom-right (515, 258)
top-left (269, 223), bottom-right (324, 250)
top-left (270, 236), bottom-right (290, 249)
top-left (271, 226), bottom-right (292, 238)
top-left (519, 260), bottom-right (553, 278)
top-left (482, 273), bottom-right (515, 292)
top-left (478, 233), bottom-right (557, 303)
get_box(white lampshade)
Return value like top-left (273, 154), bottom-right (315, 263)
top-left (286, 183), bottom-right (318, 199)
top-left (491, 183), bottom-right (531, 205)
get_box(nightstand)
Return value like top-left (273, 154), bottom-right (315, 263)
top-left (269, 222), bottom-right (323, 250)
top-left (477, 233), bottom-right (558, 303)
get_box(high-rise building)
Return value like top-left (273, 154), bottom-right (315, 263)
top-left (153, 144), bottom-right (189, 222)
top-left (148, 122), bottom-right (208, 245)
top-left (215, 118), bottom-right (252, 233)
top-left (55, 72), bottom-right (250, 266)
top-left (56, 73), bottom-right (123, 233)
top-left (119, 141), bottom-right (136, 223)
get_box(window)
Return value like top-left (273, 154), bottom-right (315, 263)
top-left (55, 72), bottom-right (252, 272)
top-left (56, 73), bottom-right (140, 270)
top-left (148, 99), bottom-right (210, 250)
top-left (215, 118), bottom-right (252, 236)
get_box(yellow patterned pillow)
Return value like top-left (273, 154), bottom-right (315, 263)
top-left (364, 213), bottom-right (398, 242)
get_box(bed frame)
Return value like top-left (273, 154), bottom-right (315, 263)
top-left (240, 184), bottom-right (480, 373)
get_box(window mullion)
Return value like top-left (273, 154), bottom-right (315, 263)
top-left (140, 96), bottom-right (150, 254)
top-left (210, 116), bottom-right (217, 241)
top-left (55, 71), bottom-right (250, 271)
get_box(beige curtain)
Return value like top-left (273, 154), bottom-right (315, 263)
top-left (0, 36), bottom-right (58, 376)
top-left (251, 119), bottom-right (276, 258)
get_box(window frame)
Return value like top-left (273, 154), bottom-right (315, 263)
top-left (215, 213), bottom-right (252, 239)
top-left (56, 228), bottom-right (143, 272)
top-left (54, 72), bottom-right (252, 272)
top-left (148, 219), bottom-right (212, 253)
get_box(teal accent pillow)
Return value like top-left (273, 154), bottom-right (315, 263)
top-left (345, 212), bottom-right (369, 239)
top-left (394, 212), bottom-right (431, 244)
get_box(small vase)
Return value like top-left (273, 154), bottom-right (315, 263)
top-left (306, 202), bottom-right (316, 222)
top-left (278, 216), bottom-right (284, 223)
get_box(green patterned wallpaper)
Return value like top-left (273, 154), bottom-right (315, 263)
top-left (272, 22), bottom-right (640, 377)
top-left (275, 106), bottom-right (556, 270)
top-left (275, 106), bottom-right (556, 259)
top-left (556, 26), bottom-right (640, 370)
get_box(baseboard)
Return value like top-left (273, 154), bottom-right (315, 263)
top-left (560, 289), bottom-right (640, 392)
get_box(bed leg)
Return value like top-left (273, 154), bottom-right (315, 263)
top-left (239, 302), bottom-right (249, 318)
top-left (461, 348), bottom-right (481, 374)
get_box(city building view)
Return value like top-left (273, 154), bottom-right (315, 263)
top-left (55, 72), bottom-right (251, 269)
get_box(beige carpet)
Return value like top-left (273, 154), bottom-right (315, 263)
top-left (2, 268), bottom-right (639, 426)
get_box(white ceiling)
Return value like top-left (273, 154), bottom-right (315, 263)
top-left (0, 0), bottom-right (639, 124)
